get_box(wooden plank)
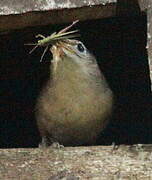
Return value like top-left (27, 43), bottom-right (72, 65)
top-left (0, 0), bottom-right (116, 32)
top-left (0, 145), bottom-right (152, 179)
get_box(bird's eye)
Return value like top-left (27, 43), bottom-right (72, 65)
top-left (77, 43), bottom-right (85, 52)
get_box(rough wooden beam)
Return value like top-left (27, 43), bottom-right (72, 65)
top-left (0, 145), bottom-right (152, 179)
top-left (138, 0), bottom-right (149, 11)
top-left (0, 0), bottom-right (116, 32)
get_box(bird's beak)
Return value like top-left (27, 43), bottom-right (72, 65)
top-left (51, 41), bottom-right (75, 60)
top-left (51, 44), bottom-right (63, 61)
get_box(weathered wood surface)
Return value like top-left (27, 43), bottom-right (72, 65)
top-left (0, 0), bottom-right (117, 15)
top-left (0, 0), bottom-right (150, 33)
top-left (0, 145), bottom-right (152, 180)
top-left (0, 0), bottom-right (116, 32)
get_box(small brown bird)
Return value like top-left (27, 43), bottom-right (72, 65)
top-left (35, 23), bottom-right (113, 147)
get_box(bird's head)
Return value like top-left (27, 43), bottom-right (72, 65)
top-left (50, 39), bottom-right (96, 67)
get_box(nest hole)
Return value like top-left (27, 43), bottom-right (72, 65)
top-left (0, 12), bottom-right (151, 148)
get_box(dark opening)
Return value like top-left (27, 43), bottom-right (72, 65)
top-left (0, 12), bottom-right (151, 148)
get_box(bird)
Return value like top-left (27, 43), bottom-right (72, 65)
top-left (35, 24), bottom-right (113, 147)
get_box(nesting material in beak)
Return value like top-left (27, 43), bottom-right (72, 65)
top-left (25, 20), bottom-right (80, 62)
top-left (50, 40), bottom-right (76, 72)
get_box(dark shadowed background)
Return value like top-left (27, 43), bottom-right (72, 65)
top-left (0, 13), bottom-right (151, 148)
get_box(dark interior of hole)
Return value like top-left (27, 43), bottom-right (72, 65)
top-left (0, 13), bottom-right (151, 148)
